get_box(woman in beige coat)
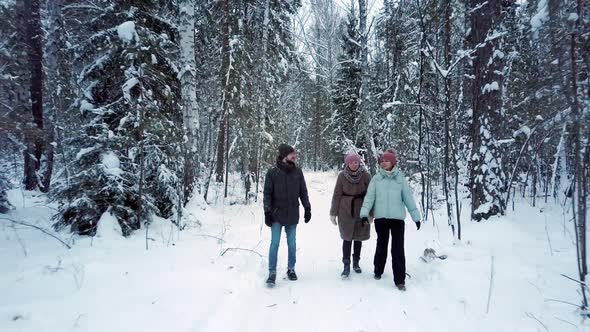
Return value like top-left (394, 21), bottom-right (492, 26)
top-left (330, 153), bottom-right (372, 278)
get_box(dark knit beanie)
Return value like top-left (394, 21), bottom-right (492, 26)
top-left (278, 144), bottom-right (295, 159)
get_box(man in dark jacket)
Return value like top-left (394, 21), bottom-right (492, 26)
top-left (264, 144), bottom-right (312, 286)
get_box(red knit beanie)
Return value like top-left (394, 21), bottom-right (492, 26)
top-left (379, 151), bottom-right (397, 165)
top-left (344, 153), bottom-right (361, 165)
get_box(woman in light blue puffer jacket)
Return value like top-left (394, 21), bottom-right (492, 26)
top-left (359, 150), bottom-right (421, 291)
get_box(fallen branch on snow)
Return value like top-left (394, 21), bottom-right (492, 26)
top-left (544, 298), bottom-right (581, 307)
top-left (525, 312), bottom-right (549, 332)
top-left (560, 274), bottom-right (587, 288)
top-left (553, 316), bottom-right (577, 328)
top-left (220, 247), bottom-right (263, 258)
top-left (486, 256), bottom-right (495, 314)
top-left (195, 234), bottom-right (225, 243)
top-left (0, 217), bottom-right (71, 249)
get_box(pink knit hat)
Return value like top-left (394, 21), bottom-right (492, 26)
top-left (379, 151), bottom-right (397, 165)
top-left (344, 153), bottom-right (361, 165)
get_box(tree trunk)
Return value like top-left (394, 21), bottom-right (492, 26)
top-left (570, 0), bottom-right (588, 311)
top-left (358, 0), bottom-right (376, 174)
top-left (417, 1), bottom-right (427, 218)
top-left (44, 0), bottom-right (71, 193)
top-left (215, 114), bottom-right (227, 183)
top-left (179, 0), bottom-right (200, 196)
top-left (443, 0), bottom-right (454, 236)
top-left (23, 0), bottom-right (44, 191)
top-left (216, 0), bottom-right (231, 183)
top-left (468, 0), bottom-right (504, 221)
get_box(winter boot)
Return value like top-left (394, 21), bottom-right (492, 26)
top-left (395, 283), bottom-right (407, 291)
top-left (266, 273), bottom-right (276, 287)
top-left (341, 262), bottom-right (351, 278)
top-left (374, 274), bottom-right (382, 280)
top-left (353, 260), bottom-right (362, 274)
top-left (287, 269), bottom-right (298, 281)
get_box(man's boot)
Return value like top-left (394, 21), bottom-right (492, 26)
top-left (266, 273), bottom-right (276, 287)
top-left (287, 269), bottom-right (298, 281)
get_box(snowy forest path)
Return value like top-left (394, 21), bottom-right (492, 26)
top-left (190, 173), bottom-right (571, 331)
top-left (1, 172), bottom-right (584, 332)
top-left (192, 172), bottom-right (483, 332)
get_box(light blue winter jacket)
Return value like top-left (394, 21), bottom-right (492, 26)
top-left (359, 167), bottom-right (421, 222)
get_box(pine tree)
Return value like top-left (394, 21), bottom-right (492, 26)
top-left (0, 1), bottom-right (30, 211)
top-left (0, 1), bottom-right (29, 134)
top-left (52, 0), bottom-right (184, 235)
top-left (332, 5), bottom-right (362, 154)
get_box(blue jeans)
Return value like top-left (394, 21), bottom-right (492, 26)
top-left (268, 222), bottom-right (297, 273)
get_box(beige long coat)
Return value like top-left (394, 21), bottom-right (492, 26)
top-left (329, 170), bottom-right (371, 241)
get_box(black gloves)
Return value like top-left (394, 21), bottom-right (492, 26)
top-left (264, 212), bottom-right (273, 227)
top-left (415, 221), bottom-right (421, 230)
top-left (304, 209), bottom-right (311, 223)
top-left (361, 217), bottom-right (369, 226)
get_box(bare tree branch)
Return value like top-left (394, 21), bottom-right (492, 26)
top-left (1, 217), bottom-right (71, 249)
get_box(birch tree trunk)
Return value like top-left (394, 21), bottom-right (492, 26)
top-left (43, 0), bottom-right (66, 193)
top-left (358, 0), bottom-right (376, 174)
top-left (178, 0), bottom-right (200, 196)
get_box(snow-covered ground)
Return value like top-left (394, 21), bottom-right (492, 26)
top-left (1, 172), bottom-right (588, 331)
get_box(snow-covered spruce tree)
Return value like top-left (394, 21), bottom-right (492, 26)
top-left (374, 0), bottom-right (425, 165)
top-left (303, 0), bottom-right (342, 168)
top-left (52, 0), bottom-right (183, 236)
top-left (0, 1), bottom-right (29, 131)
top-left (0, 1), bottom-right (32, 209)
top-left (214, 0), bottom-right (241, 184)
top-left (332, 5), bottom-right (362, 154)
top-left (0, 0), bottom-right (48, 192)
top-left (193, 0), bottom-right (222, 200)
top-left (253, 0), bottom-right (302, 171)
top-left (212, 0), bottom-right (302, 196)
top-left (0, 170), bottom-right (12, 214)
top-left (494, 2), bottom-right (561, 209)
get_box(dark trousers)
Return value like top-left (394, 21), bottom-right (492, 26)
top-left (373, 219), bottom-right (405, 285)
top-left (342, 240), bottom-right (362, 264)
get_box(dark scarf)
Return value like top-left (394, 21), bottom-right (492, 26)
top-left (343, 165), bottom-right (365, 184)
top-left (276, 156), bottom-right (296, 173)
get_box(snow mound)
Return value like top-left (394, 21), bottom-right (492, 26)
top-left (95, 211), bottom-right (122, 239)
top-left (531, 0), bottom-right (548, 33)
top-left (568, 13), bottom-right (579, 22)
top-left (80, 100), bottom-right (95, 112)
top-left (76, 146), bottom-right (97, 160)
top-left (101, 151), bottom-right (122, 177)
top-left (117, 21), bottom-right (139, 44)
top-left (482, 81), bottom-right (499, 94)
